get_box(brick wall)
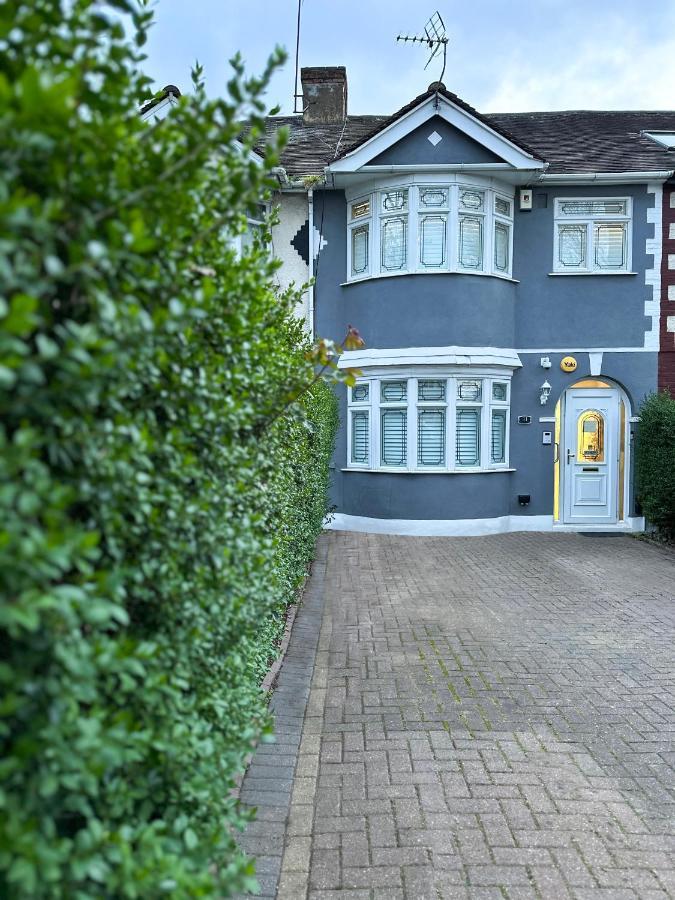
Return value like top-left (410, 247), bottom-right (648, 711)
top-left (659, 183), bottom-right (675, 394)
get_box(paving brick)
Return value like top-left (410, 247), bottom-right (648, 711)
top-left (238, 531), bottom-right (675, 898)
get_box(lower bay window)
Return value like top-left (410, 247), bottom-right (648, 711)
top-left (347, 373), bottom-right (511, 472)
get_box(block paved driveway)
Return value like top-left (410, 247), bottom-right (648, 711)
top-left (239, 531), bottom-right (675, 899)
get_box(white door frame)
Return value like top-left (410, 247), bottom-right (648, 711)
top-left (557, 379), bottom-right (631, 527)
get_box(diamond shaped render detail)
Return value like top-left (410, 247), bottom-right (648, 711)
top-left (428, 130), bottom-right (442, 146)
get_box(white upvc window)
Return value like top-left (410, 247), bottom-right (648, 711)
top-left (380, 190), bottom-right (408, 273)
top-left (347, 373), bottom-right (511, 473)
top-left (457, 189), bottom-right (485, 271)
top-left (231, 203), bottom-right (270, 257)
top-left (493, 195), bottom-right (513, 275)
top-left (348, 196), bottom-right (371, 277)
top-left (345, 182), bottom-right (514, 281)
top-left (418, 188), bottom-right (449, 269)
top-left (553, 197), bottom-right (632, 273)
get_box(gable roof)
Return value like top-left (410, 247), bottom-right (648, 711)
top-left (258, 87), bottom-right (675, 179)
top-left (334, 84), bottom-right (544, 164)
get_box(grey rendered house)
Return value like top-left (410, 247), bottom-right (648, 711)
top-left (264, 67), bottom-right (675, 536)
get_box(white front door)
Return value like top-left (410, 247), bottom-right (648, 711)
top-left (562, 387), bottom-right (620, 525)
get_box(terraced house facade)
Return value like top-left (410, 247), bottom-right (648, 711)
top-left (261, 67), bottom-right (675, 535)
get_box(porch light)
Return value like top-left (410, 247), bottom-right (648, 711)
top-left (539, 381), bottom-right (552, 405)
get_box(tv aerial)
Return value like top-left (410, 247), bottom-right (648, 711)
top-left (396, 11), bottom-right (449, 85)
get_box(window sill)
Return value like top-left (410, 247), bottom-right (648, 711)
top-left (341, 270), bottom-right (519, 287)
top-left (341, 467), bottom-right (516, 474)
top-left (548, 271), bottom-right (638, 276)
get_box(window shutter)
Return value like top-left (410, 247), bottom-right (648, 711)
top-left (350, 411), bottom-right (369, 463)
top-left (491, 410), bottom-right (506, 464)
top-left (594, 223), bottom-right (625, 268)
top-left (420, 215), bottom-right (447, 268)
top-left (418, 409), bottom-right (445, 466)
top-left (351, 225), bottom-right (369, 275)
top-left (381, 409), bottom-right (407, 465)
top-left (458, 216), bottom-right (483, 268)
top-left (456, 408), bottom-right (480, 466)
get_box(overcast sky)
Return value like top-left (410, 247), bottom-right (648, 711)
top-left (142, 0), bottom-right (675, 116)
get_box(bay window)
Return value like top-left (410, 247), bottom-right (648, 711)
top-left (346, 181), bottom-right (514, 281)
top-left (347, 373), bottom-right (511, 472)
top-left (553, 198), bottom-right (631, 273)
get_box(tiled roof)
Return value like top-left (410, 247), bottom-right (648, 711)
top-left (488, 110), bottom-right (675, 174)
top-left (259, 114), bottom-right (388, 177)
top-left (258, 87), bottom-right (675, 178)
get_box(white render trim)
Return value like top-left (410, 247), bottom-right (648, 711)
top-left (516, 347), bottom-right (654, 354)
top-left (547, 271), bottom-right (638, 276)
top-left (338, 346), bottom-right (522, 369)
top-left (361, 164), bottom-right (513, 173)
top-left (328, 94), bottom-right (546, 174)
top-left (588, 352), bottom-right (603, 376)
top-left (326, 513), bottom-right (644, 537)
top-left (645, 183), bottom-right (663, 350)
top-left (341, 467), bottom-right (516, 474)
top-left (341, 270), bottom-right (520, 287)
top-left (538, 171), bottom-right (674, 185)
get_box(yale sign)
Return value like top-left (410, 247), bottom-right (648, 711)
top-left (560, 356), bottom-right (577, 373)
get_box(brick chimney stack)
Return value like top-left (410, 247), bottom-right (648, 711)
top-left (300, 66), bottom-right (347, 124)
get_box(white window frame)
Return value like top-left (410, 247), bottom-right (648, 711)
top-left (347, 371), bottom-right (512, 473)
top-left (345, 180), bottom-right (515, 282)
top-left (552, 197), bottom-right (632, 274)
top-left (231, 202), bottom-right (270, 257)
top-left (347, 381), bottom-right (371, 468)
top-left (347, 196), bottom-right (372, 278)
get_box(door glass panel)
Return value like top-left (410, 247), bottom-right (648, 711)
top-left (577, 410), bottom-right (604, 462)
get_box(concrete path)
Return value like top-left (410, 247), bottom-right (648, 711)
top-left (239, 531), bottom-right (675, 899)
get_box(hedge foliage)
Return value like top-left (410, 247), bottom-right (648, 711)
top-left (635, 391), bottom-right (675, 535)
top-left (0, 1), bottom-right (341, 896)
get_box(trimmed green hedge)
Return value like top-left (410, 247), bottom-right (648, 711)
top-left (0, 1), bottom-right (338, 896)
top-left (635, 391), bottom-right (675, 535)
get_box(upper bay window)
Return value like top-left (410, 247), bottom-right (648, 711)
top-left (347, 182), bottom-right (514, 282)
top-left (553, 198), bottom-right (632, 274)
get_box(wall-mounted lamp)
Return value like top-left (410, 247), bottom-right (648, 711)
top-left (539, 381), bottom-right (552, 405)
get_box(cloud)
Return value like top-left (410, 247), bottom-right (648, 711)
top-left (481, 21), bottom-right (675, 111)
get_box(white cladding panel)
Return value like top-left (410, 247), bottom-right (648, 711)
top-left (271, 192), bottom-right (310, 327)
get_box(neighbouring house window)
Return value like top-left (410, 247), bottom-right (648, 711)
top-left (346, 182), bottom-right (514, 281)
top-left (233, 203), bottom-right (269, 256)
top-left (347, 373), bottom-right (511, 472)
top-left (553, 198), bottom-right (631, 273)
